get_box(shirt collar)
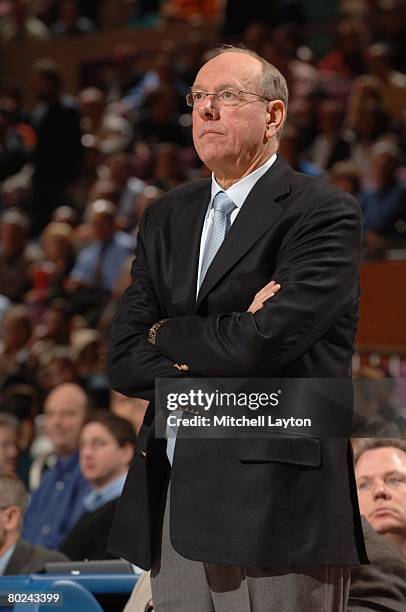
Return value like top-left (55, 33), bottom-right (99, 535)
top-left (0, 543), bottom-right (16, 576)
top-left (209, 153), bottom-right (277, 213)
top-left (83, 473), bottom-right (127, 513)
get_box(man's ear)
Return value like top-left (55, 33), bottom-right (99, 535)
top-left (4, 506), bottom-right (21, 531)
top-left (121, 442), bottom-right (135, 467)
top-left (265, 100), bottom-right (286, 140)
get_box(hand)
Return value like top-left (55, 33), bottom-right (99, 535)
top-left (247, 281), bottom-right (281, 314)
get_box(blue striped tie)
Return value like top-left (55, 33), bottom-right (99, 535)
top-left (166, 191), bottom-right (236, 464)
top-left (198, 191), bottom-right (236, 291)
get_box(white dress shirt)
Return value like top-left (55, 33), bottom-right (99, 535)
top-left (0, 542), bottom-right (16, 575)
top-left (196, 153), bottom-right (277, 294)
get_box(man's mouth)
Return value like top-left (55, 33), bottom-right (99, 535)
top-left (201, 130), bottom-right (223, 136)
top-left (370, 507), bottom-right (398, 518)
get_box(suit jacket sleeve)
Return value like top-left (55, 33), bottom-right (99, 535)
top-left (155, 191), bottom-right (361, 376)
top-left (107, 207), bottom-right (185, 399)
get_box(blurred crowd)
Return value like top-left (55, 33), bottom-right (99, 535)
top-left (0, 0), bottom-right (405, 587)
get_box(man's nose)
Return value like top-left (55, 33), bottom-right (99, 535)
top-left (197, 95), bottom-right (220, 120)
top-left (372, 479), bottom-right (391, 499)
top-left (80, 445), bottom-right (92, 459)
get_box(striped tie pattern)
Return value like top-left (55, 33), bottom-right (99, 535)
top-left (198, 191), bottom-right (236, 291)
top-left (166, 191), bottom-right (236, 465)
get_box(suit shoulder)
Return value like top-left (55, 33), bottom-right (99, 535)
top-left (9, 539), bottom-right (68, 574)
top-left (145, 178), bottom-right (210, 218)
top-left (291, 170), bottom-right (361, 215)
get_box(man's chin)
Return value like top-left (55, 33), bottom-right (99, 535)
top-left (371, 516), bottom-right (401, 534)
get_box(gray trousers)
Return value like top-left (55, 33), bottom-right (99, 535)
top-left (151, 489), bottom-right (351, 612)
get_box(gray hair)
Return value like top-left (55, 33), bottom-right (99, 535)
top-left (354, 438), bottom-right (406, 465)
top-left (214, 45), bottom-right (289, 111)
top-left (0, 474), bottom-right (28, 512)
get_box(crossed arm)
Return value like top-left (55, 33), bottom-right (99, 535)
top-left (107, 191), bottom-right (361, 398)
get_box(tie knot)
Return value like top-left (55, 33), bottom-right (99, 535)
top-left (212, 191), bottom-right (236, 216)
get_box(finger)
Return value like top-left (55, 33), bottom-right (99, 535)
top-left (248, 302), bottom-right (263, 314)
top-left (259, 283), bottom-right (281, 302)
top-left (254, 280), bottom-right (276, 299)
top-left (248, 284), bottom-right (281, 313)
top-left (255, 281), bottom-right (280, 301)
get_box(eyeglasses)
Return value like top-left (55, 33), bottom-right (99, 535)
top-left (186, 89), bottom-right (271, 108)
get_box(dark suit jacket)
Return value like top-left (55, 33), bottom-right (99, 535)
top-left (4, 538), bottom-right (68, 575)
top-left (60, 499), bottom-right (119, 561)
top-left (349, 517), bottom-right (406, 611)
top-left (106, 155), bottom-right (368, 569)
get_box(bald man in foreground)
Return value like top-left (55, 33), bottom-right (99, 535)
top-left (23, 383), bottom-right (90, 548)
top-left (107, 46), bottom-right (367, 610)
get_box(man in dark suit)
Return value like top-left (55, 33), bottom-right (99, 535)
top-left (348, 517), bottom-right (406, 612)
top-left (30, 59), bottom-right (82, 236)
top-left (60, 413), bottom-right (135, 561)
top-left (107, 46), bottom-right (367, 610)
top-left (0, 474), bottom-right (67, 575)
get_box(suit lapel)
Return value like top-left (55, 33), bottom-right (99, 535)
top-left (171, 180), bottom-right (211, 313)
top-left (196, 156), bottom-right (293, 310)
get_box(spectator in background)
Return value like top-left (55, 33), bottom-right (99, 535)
top-left (51, 0), bottom-right (95, 38)
top-left (329, 161), bottom-right (361, 197)
top-left (360, 142), bottom-right (406, 252)
top-left (104, 153), bottom-right (146, 229)
top-left (0, 384), bottom-right (40, 487)
top-left (348, 101), bottom-right (391, 178)
top-left (153, 143), bottom-right (187, 192)
top-left (104, 42), bottom-right (139, 104)
top-left (86, 178), bottom-right (120, 208)
top-left (98, 256), bottom-right (134, 335)
top-left (122, 54), bottom-right (187, 115)
top-left (79, 87), bottom-right (133, 155)
top-left (319, 20), bottom-right (367, 78)
top-left (364, 42), bottom-right (406, 122)
top-left (279, 123), bottom-right (323, 177)
top-left (134, 88), bottom-right (187, 146)
top-left (51, 206), bottom-right (78, 228)
top-left (306, 99), bottom-right (351, 171)
top-left (375, 0), bottom-right (406, 72)
top-left (36, 348), bottom-right (78, 393)
top-left (25, 223), bottom-right (76, 305)
top-left (66, 199), bottom-right (134, 323)
top-left (22, 383), bottom-right (90, 549)
top-left (0, 305), bottom-right (32, 380)
top-left (0, 210), bottom-right (33, 303)
top-left (29, 301), bottom-right (73, 370)
top-left (354, 438), bottom-right (406, 555)
top-left (70, 329), bottom-right (104, 381)
top-left (346, 75), bottom-right (384, 134)
top-left (348, 523), bottom-right (406, 611)
top-left (0, 474), bottom-right (67, 575)
top-left (30, 59), bottom-right (82, 236)
top-left (0, 96), bottom-right (34, 182)
top-left (0, 0), bottom-right (50, 44)
top-left (60, 413), bottom-right (135, 560)
top-left (0, 413), bottom-right (19, 475)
